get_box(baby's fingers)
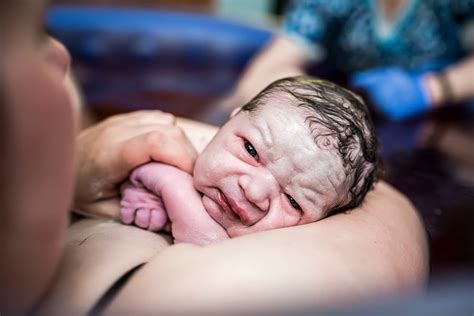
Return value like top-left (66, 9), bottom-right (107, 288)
top-left (120, 207), bottom-right (136, 224)
top-left (148, 209), bottom-right (169, 232)
top-left (135, 208), bottom-right (151, 229)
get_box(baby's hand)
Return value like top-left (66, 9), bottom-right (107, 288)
top-left (120, 162), bottom-right (229, 246)
top-left (120, 181), bottom-right (169, 232)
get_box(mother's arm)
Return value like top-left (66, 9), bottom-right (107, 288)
top-left (106, 181), bottom-right (429, 314)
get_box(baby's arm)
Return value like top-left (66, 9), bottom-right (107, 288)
top-left (120, 162), bottom-right (229, 246)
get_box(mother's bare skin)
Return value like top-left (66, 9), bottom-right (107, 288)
top-left (36, 219), bottom-right (171, 315)
top-left (37, 182), bottom-right (428, 315)
top-left (106, 182), bottom-right (428, 314)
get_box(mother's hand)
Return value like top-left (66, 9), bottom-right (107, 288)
top-left (74, 110), bottom-right (198, 218)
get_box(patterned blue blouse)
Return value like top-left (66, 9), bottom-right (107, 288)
top-left (283, 0), bottom-right (474, 73)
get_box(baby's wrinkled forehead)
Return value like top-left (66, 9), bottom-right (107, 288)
top-left (250, 99), bottom-right (330, 144)
top-left (252, 100), bottom-right (344, 170)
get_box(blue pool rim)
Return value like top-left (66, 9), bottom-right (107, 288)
top-left (47, 6), bottom-right (273, 63)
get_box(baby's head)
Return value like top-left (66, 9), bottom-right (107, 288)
top-left (194, 76), bottom-right (377, 237)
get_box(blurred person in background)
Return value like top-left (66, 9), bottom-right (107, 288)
top-left (219, 0), bottom-right (474, 121)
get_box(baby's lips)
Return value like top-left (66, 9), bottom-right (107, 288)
top-left (226, 196), bottom-right (252, 225)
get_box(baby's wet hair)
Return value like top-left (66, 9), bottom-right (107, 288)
top-left (241, 76), bottom-right (378, 215)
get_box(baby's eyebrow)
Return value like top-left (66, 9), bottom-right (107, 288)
top-left (297, 188), bottom-right (321, 215)
top-left (291, 174), bottom-right (326, 208)
top-left (255, 119), bottom-right (273, 149)
top-left (300, 182), bottom-right (324, 197)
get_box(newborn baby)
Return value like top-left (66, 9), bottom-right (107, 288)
top-left (120, 76), bottom-right (378, 245)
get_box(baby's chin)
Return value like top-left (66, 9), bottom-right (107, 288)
top-left (226, 226), bottom-right (251, 238)
top-left (226, 224), bottom-right (270, 238)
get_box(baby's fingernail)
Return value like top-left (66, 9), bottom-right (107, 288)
top-left (120, 208), bottom-right (134, 224)
top-left (135, 208), bottom-right (150, 229)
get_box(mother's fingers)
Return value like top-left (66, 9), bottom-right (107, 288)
top-left (75, 111), bottom-right (197, 218)
top-left (119, 125), bottom-right (198, 174)
top-left (104, 110), bottom-right (176, 127)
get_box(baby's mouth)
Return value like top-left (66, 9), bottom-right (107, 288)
top-left (216, 190), bottom-right (234, 217)
top-left (217, 189), bottom-right (251, 225)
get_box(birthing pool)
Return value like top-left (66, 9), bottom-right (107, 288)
top-left (48, 6), bottom-right (271, 120)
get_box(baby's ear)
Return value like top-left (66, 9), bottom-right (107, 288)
top-left (230, 107), bottom-right (242, 118)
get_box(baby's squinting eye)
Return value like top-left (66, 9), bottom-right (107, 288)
top-left (244, 140), bottom-right (259, 160)
top-left (286, 194), bottom-right (302, 211)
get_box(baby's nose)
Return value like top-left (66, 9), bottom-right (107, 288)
top-left (238, 171), bottom-right (278, 211)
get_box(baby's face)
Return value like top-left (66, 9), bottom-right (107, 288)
top-left (193, 101), bottom-right (346, 237)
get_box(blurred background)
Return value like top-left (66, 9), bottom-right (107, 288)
top-left (47, 0), bottom-right (474, 312)
top-left (49, 0), bottom-right (286, 121)
top-left (52, 0), bottom-right (286, 24)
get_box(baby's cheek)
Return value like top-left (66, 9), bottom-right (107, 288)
top-left (192, 170), bottom-right (205, 193)
top-left (193, 156), bottom-right (223, 190)
top-left (281, 210), bottom-right (302, 228)
top-left (259, 206), bottom-right (301, 231)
